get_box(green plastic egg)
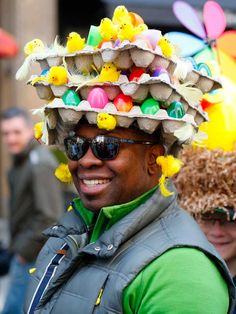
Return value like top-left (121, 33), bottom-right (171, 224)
top-left (167, 101), bottom-right (185, 118)
top-left (62, 90), bottom-right (81, 106)
top-left (141, 98), bottom-right (160, 115)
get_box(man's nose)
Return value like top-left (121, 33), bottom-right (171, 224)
top-left (78, 146), bottom-right (103, 168)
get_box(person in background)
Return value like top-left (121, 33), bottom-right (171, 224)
top-left (0, 107), bottom-right (64, 314)
top-left (175, 146), bottom-right (236, 313)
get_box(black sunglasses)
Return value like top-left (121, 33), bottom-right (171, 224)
top-left (64, 133), bottom-right (158, 161)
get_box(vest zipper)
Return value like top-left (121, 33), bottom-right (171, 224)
top-left (95, 288), bottom-right (104, 306)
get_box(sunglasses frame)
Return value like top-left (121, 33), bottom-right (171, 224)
top-left (64, 134), bottom-right (158, 161)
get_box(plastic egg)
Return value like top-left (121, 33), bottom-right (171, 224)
top-left (114, 94), bottom-right (133, 112)
top-left (137, 29), bottom-right (162, 50)
top-left (86, 25), bottom-right (102, 47)
top-left (62, 90), bottom-right (81, 107)
top-left (40, 69), bottom-right (49, 76)
top-left (129, 67), bottom-right (145, 81)
top-left (167, 101), bottom-right (185, 118)
top-left (129, 12), bottom-right (144, 26)
top-left (141, 98), bottom-right (160, 115)
top-left (152, 67), bottom-right (171, 83)
top-left (87, 87), bottom-right (109, 109)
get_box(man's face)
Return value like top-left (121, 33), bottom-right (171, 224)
top-left (198, 214), bottom-right (236, 264)
top-left (68, 124), bottom-right (163, 212)
top-left (1, 117), bottom-right (34, 155)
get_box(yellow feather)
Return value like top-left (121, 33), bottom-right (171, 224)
top-left (55, 163), bottom-right (72, 183)
top-left (175, 83), bottom-right (203, 106)
top-left (34, 122), bottom-right (44, 140)
top-left (156, 155), bottom-right (183, 197)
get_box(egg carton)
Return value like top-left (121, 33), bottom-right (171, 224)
top-left (185, 69), bottom-right (221, 94)
top-left (28, 74), bottom-right (207, 123)
top-left (30, 41), bottom-right (176, 74)
top-left (27, 76), bottom-right (70, 98)
top-left (45, 97), bottom-right (198, 131)
top-left (43, 98), bottom-right (201, 149)
top-left (74, 76), bottom-right (208, 121)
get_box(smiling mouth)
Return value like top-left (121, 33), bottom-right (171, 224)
top-left (82, 179), bottom-right (111, 186)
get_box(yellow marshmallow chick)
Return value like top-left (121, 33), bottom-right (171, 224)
top-left (31, 66), bottom-right (68, 86)
top-left (66, 32), bottom-right (85, 53)
top-left (24, 39), bottom-right (44, 55)
top-left (98, 63), bottom-right (120, 82)
top-left (158, 36), bottom-right (175, 58)
top-left (117, 22), bottom-right (136, 41)
top-left (112, 5), bottom-right (131, 25)
top-left (97, 113), bottom-right (117, 131)
top-left (99, 18), bottom-right (118, 41)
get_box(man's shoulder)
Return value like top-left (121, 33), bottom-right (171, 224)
top-left (123, 247), bottom-right (229, 314)
top-left (29, 144), bottom-right (57, 168)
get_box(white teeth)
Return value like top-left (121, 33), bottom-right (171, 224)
top-left (82, 179), bottom-right (110, 186)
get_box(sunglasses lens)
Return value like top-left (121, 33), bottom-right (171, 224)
top-left (64, 137), bottom-right (88, 160)
top-left (92, 137), bottom-right (119, 160)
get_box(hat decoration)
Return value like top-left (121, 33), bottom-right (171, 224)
top-left (171, 0), bottom-right (236, 217)
top-left (16, 5), bottom-right (221, 194)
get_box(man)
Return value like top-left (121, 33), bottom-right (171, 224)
top-left (19, 5), bottom-right (235, 313)
top-left (0, 107), bottom-right (64, 314)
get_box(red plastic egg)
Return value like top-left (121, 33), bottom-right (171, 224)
top-left (114, 94), bottom-right (133, 112)
top-left (129, 67), bottom-right (145, 82)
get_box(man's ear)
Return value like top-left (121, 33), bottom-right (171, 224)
top-left (147, 144), bottom-right (165, 175)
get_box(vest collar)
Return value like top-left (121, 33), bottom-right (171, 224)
top-left (80, 181), bottom-right (177, 258)
top-left (72, 184), bottom-right (158, 242)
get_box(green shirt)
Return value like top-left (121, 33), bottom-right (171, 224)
top-left (72, 188), bottom-right (229, 314)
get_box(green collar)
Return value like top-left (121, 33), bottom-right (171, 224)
top-left (72, 185), bottom-right (158, 243)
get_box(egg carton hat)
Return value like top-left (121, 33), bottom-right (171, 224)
top-left (175, 86), bottom-right (236, 221)
top-left (16, 5), bottom-right (221, 195)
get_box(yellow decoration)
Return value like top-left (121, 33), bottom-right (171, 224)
top-left (99, 18), bottom-right (118, 41)
top-left (55, 163), bottom-right (72, 183)
top-left (156, 155), bottom-right (183, 197)
top-left (198, 101), bottom-right (236, 152)
top-left (98, 63), bottom-right (120, 82)
top-left (66, 32), bottom-right (85, 53)
top-left (214, 48), bottom-right (236, 85)
top-left (158, 36), bottom-right (174, 58)
top-left (117, 22), bottom-right (136, 41)
top-left (112, 5), bottom-right (131, 25)
top-left (97, 113), bottom-right (117, 131)
top-left (31, 66), bottom-right (68, 86)
top-left (34, 122), bottom-right (44, 140)
top-left (24, 39), bottom-right (44, 55)
top-left (29, 268), bottom-right (37, 274)
top-left (67, 205), bottom-right (73, 212)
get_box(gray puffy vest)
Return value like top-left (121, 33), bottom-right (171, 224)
top-left (24, 185), bottom-right (236, 314)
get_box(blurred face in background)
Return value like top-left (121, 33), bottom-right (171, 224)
top-left (198, 213), bottom-right (236, 276)
top-left (1, 116), bottom-right (34, 155)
